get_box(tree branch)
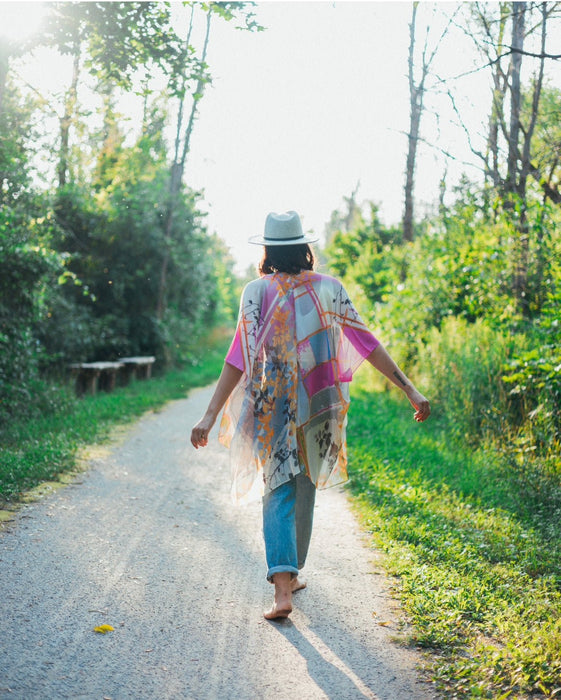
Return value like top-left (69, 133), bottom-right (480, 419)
top-left (397, 128), bottom-right (486, 172)
top-left (529, 163), bottom-right (561, 203)
top-left (507, 46), bottom-right (561, 59)
top-left (445, 89), bottom-right (488, 168)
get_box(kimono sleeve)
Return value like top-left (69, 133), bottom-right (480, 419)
top-left (223, 279), bottom-right (264, 375)
top-left (224, 327), bottom-right (244, 371)
top-left (335, 281), bottom-right (380, 377)
top-left (343, 325), bottom-right (380, 358)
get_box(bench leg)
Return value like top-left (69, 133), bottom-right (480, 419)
top-left (136, 364), bottom-right (153, 380)
top-left (99, 370), bottom-right (119, 392)
top-left (120, 366), bottom-right (135, 386)
top-left (75, 370), bottom-right (100, 396)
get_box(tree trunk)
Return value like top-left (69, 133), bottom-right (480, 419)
top-left (403, 105), bottom-right (421, 243)
top-left (403, 3), bottom-right (421, 243)
top-left (157, 8), bottom-right (212, 321)
top-left (513, 2), bottom-right (547, 316)
top-left (172, 4), bottom-right (195, 168)
top-left (519, 2), bottom-right (546, 192)
top-left (488, 6), bottom-right (509, 190)
top-left (505, 1), bottom-right (525, 199)
top-left (58, 43), bottom-right (81, 189)
top-left (480, 3), bottom-right (509, 192)
top-left (178, 10), bottom-right (212, 173)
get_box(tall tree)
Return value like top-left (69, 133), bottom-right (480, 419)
top-left (156, 2), bottom-right (262, 320)
top-left (41, 2), bottom-right (180, 188)
top-left (157, 4), bottom-right (213, 320)
top-left (403, 3), bottom-right (423, 243)
top-left (505, 1), bottom-right (526, 200)
top-left (483, 3), bottom-right (510, 191)
top-left (465, 2), bottom-right (557, 313)
top-left (403, 4), bottom-right (454, 242)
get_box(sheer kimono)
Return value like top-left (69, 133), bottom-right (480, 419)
top-left (219, 271), bottom-right (379, 504)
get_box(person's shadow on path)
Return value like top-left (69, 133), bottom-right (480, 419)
top-left (266, 593), bottom-right (420, 700)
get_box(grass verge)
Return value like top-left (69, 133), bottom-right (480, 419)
top-left (0, 335), bottom-right (230, 501)
top-left (347, 373), bottom-right (561, 699)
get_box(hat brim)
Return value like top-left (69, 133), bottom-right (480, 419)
top-left (248, 234), bottom-right (319, 246)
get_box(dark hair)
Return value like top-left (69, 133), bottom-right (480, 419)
top-left (259, 244), bottom-right (315, 276)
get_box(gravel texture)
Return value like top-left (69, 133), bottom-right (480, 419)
top-left (0, 385), bottom-right (436, 699)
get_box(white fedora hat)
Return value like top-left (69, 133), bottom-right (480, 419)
top-left (249, 211), bottom-right (319, 246)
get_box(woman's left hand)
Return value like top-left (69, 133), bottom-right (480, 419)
top-left (406, 388), bottom-right (431, 422)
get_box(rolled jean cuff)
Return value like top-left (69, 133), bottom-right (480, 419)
top-left (267, 565), bottom-right (299, 583)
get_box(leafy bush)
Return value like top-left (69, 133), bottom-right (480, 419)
top-left (327, 203), bottom-right (402, 310)
top-left (0, 203), bottom-right (66, 421)
top-left (325, 184), bottom-right (561, 497)
top-left (44, 125), bottom-right (235, 370)
top-left (415, 316), bottom-right (517, 444)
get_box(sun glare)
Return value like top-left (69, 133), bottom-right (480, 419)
top-left (0, 2), bottom-right (47, 42)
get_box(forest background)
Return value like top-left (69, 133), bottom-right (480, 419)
top-left (1, 1), bottom-right (561, 697)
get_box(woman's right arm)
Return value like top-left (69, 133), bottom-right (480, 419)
top-left (190, 362), bottom-right (243, 448)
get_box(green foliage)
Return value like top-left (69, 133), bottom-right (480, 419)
top-left (0, 204), bottom-right (68, 420)
top-left (209, 2), bottom-right (264, 32)
top-left (206, 234), bottom-right (240, 325)
top-left (416, 317), bottom-right (517, 444)
top-left (0, 77), bottom-right (35, 203)
top-left (375, 201), bottom-right (522, 362)
top-left (0, 79), bottom-right (69, 420)
top-left (42, 2), bottom-right (181, 88)
top-left (347, 383), bottom-right (561, 698)
top-left (0, 0), bottom-right (248, 431)
top-left (326, 202), bottom-right (402, 317)
top-left (502, 327), bottom-right (561, 462)
top-left (37, 103), bottom-right (234, 370)
top-left (327, 182), bottom-right (561, 471)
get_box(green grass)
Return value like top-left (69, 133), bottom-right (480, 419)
top-left (0, 337), bottom-right (230, 500)
top-left (347, 373), bottom-right (561, 699)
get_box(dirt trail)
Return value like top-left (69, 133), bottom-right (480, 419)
top-left (0, 385), bottom-right (436, 699)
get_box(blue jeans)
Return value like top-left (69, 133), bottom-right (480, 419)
top-left (262, 472), bottom-right (316, 581)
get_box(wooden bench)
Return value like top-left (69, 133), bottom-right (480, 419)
top-left (118, 356), bottom-right (156, 385)
top-left (70, 361), bottom-right (124, 396)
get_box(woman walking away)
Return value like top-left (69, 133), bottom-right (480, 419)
top-left (191, 211), bottom-right (430, 620)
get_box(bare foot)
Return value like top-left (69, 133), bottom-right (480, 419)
top-left (263, 600), bottom-right (292, 620)
top-left (264, 572), bottom-right (293, 620)
top-left (264, 580), bottom-right (305, 618)
top-left (291, 577), bottom-right (307, 593)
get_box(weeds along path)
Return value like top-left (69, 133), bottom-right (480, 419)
top-left (0, 385), bottom-right (436, 700)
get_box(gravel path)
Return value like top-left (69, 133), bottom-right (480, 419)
top-left (0, 385), bottom-right (436, 699)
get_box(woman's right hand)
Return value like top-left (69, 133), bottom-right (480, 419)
top-left (190, 414), bottom-right (215, 449)
top-left (189, 362), bottom-right (243, 450)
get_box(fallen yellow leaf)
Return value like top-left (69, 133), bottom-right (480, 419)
top-left (94, 624), bottom-right (114, 634)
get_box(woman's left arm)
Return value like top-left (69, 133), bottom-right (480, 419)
top-left (366, 344), bottom-right (430, 423)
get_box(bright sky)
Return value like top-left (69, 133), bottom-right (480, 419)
top-left (186, 1), bottom-right (482, 269)
top-left (4, 1), bottom-right (559, 271)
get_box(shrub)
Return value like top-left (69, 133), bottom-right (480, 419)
top-left (414, 317), bottom-right (518, 444)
